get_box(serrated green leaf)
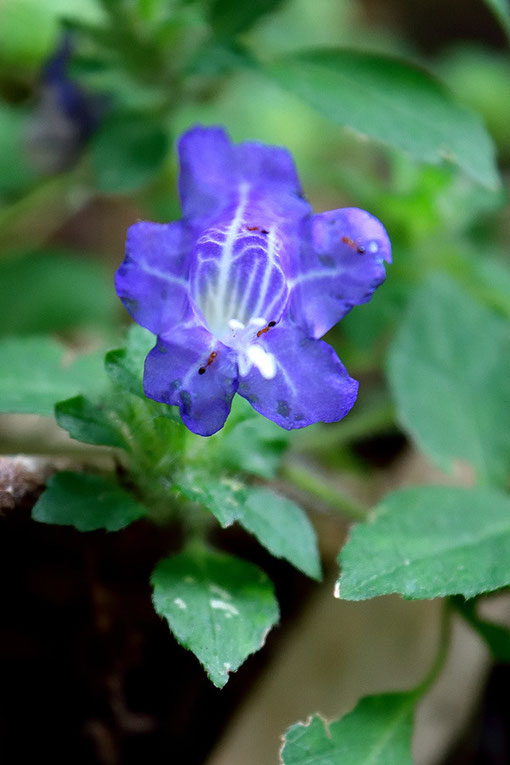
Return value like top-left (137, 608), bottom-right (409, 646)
top-left (238, 488), bottom-right (321, 580)
top-left (265, 49), bottom-right (499, 188)
top-left (0, 252), bottom-right (118, 336)
top-left (175, 471), bottom-right (320, 579)
top-left (174, 470), bottom-right (248, 528)
top-left (387, 276), bottom-right (510, 487)
top-left (281, 693), bottom-right (414, 765)
top-left (152, 547), bottom-right (279, 688)
top-left (338, 486), bottom-right (510, 600)
top-left (0, 337), bottom-right (106, 416)
top-left (484, 0), bottom-right (510, 40)
top-left (55, 394), bottom-right (127, 448)
top-left (32, 471), bottom-right (147, 531)
top-left (90, 112), bottom-right (169, 193)
top-left (105, 324), bottom-right (156, 397)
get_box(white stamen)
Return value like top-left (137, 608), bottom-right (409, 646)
top-left (247, 345), bottom-right (276, 379)
top-left (249, 317), bottom-right (267, 328)
top-left (228, 318), bottom-right (245, 330)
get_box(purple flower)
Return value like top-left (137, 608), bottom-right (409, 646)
top-left (116, 126), bottom-right (391, 436)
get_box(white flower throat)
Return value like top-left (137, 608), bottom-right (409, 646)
top-left (192, 184), bottom-right (287, 380)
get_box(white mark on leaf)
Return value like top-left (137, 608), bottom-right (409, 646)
top-left (174, 598), bottom-right (187, 610)
top-left (209, 584), bottom-right (232, 600)
top-left (210, 599), bottom-right (239, 616)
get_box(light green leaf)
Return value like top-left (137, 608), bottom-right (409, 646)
top-left (105, 324), bottom-right (156, 397)
top-left (0, 0), bottom-right (59, 68)
top-left (32, 471), bottom-right (147, 531)
top-left (49, 0), bottom-right (105, 24)
top-left (55, 394), bottom-right (127, 449)
top-left (387, 276), bottom-right (510, 487)
top-left (0, 337), bottom-right (105, 416)
top-left (484, 0), bottom-right (510, 40)
top-left (238, 488), bottom-right (321, 580)
top-left (152, 547), bottom-right (279, 688)
top-left (338, 486), bottom-right (510, 600)
top-left (281, 693), bottom-right (414, 765)
top-left (265, 49), bottom-right (499, 188)
top-left (90, 112), bottom-right (169, 194)
top-left (0, 251), bottom-right (118, 336)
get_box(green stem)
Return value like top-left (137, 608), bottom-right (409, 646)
top-left (281, 462), bottom-right (368, 522)
top-left (412, 599), bottom-right (452, 699)
top-left (292, 401), bottom-right (396, 454)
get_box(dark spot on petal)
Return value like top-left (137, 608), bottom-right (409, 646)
top-left (277, 399), bottom-right (290, 418)
top-left (170, 379), bottom-right (181, 391)
top-left (198, 367), bottom-right (206, 375)
top-left (179, 390), bottom-right (192, 416)
top-left (261, 229), bottom-right (269, 235)
top-left (319, 254), bottom-right (335, 268)
top-left (357, 246), bottom-right (365, 255)
top-left (123, 297), bottom-right (139, 312)
top-left (268, 321), bottom-right (276, 328)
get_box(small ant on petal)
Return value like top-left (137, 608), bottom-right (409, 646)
top-left (342, 235), bottom-right (365, 255)
top-left (198, 350), bottom-right (218, 375)
top-left (257, 320), bottom-right (276, 338)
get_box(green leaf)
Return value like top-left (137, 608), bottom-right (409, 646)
top-left (484, 0), bottom-right (510, 40)
top-left (0, 337), bottom-right (106, 416)
top-left (452, 596), bottom-right (510, 662)
top-left (174, 470), bottom-right (248, 528)
top-left (265, 49), bottom-right (499, 189)
top-left (32, 471), bottom-right (147, 531)
top-left (55, 394), bottom-right (127, 449)
top-left (281, 693), bottom-right (414, 765)
top-left (218, 402), bottom-right (289, 479)
top-left (0, 0), bottom-right (59, 68)
top-left (175, 471), bottom-right (320, 579)
top-left (105, 324), bottom-right (156, 397)
top-left (209, 0), bottom-right (285, 36)
top-left (48, 0), bottom-right (105, 24)
top-left (238, 488), bottom-right (321, 580)
top-left (387, 276), bottom-right (510, 487)
top-left (90, 112), bottom-right (169, 194)
top-left (0, 106), bottom-right (38, 194)
top-left (0, 251), bottom-right (118, 336)
top-left (151, 547), bottom-right (279, 688)
top-left (338, 486), bottom-right (510, 600)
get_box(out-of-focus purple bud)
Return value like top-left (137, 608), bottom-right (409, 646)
top-left (24, 35), bottom-right (102, 174)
